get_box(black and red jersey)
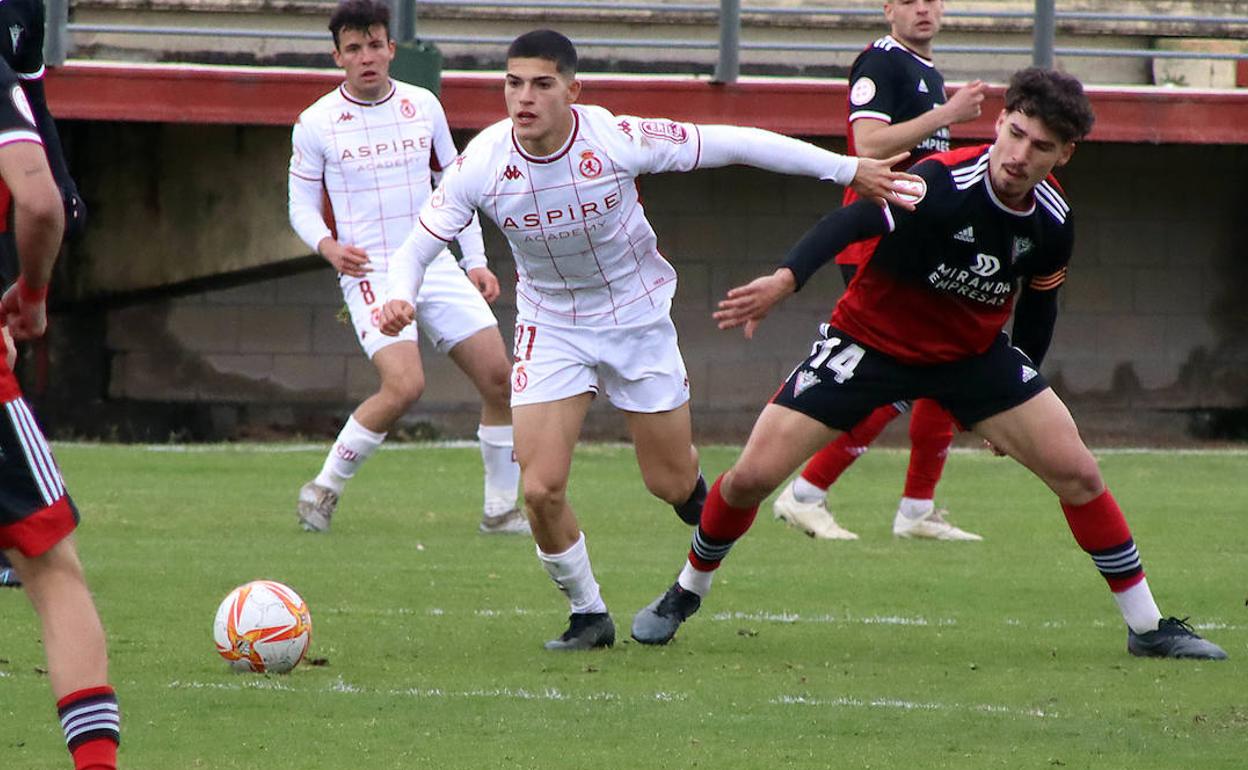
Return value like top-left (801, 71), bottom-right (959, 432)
top-left (784, 145), bottom-right (1073, 365)
top-left (838, 35), bottom-right (951, 267)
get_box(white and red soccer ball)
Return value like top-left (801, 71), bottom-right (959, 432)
top-left (213, 580), bottom-right (312, 674)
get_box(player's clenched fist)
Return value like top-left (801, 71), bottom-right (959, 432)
top-left (380, 299), bottom-right (416, 336)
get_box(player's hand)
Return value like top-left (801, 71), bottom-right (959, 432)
top-left (713, 268), bottom-right (797, 339)
top-left (466, 267), bottom-right (501, 303)
top-left (0, 279), bottom-right (48, 341)
top-left (944, 80), bottom-right (987, 125)
top-left (318, 238), bottom-right (371, 278)
top-left (379, 299), bottom-right (415, 336)
top-left (850, 153), bottom-right (925, 211)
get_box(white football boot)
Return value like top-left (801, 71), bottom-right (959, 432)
top-left (892, 505), bottom-right (983, 541)
top-left (479, 498), bottom-right (532, 535)
top-left (297, 481), bottom-right (339, 533)
top-left (772, 482), bottom-right (859, 540)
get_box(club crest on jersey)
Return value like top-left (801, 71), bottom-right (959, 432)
top-left (970, 253), bottom-right (1002, 277)
top-left (579, 151), bottom-right (603, 179)
top-left (1012, 236), bottom-right (1034, 260)
top-left (640, 120), bottom-right (688, 144)
top-left (502, 165), bottom-right (524, 181)
top-left (850, 77), bottom-right (876, 106)
top-left (9, 25), bottom-right (21, 54)
top-left (793, 370), bottom-right (821, 397)
top-left (512, 365), bottom-right (529, 393)
top-left (400, 99), bottom-right (416, 119)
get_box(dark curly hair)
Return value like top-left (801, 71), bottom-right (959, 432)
top-left (1004, 67), bottom-right (1095, 143)
top-left (507, 29), bottom-right (578, 77)
top-left (329, 0), bottom-right (390, 49)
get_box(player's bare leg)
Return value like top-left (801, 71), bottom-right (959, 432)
top-left (634, 404), bottom-right (839, 644)
top-left (447, 327), bottom-right (526, 534)
top-left (625, 402), bottom-right (706, 525)
top-left (9, 539), bottom-right (121, 766)
top-left (298, 341), bottom-right (425, 532)
top-left (974, 389), bottom-right (1225, 659)
top-left (514, 394), bottom-right (614, 649)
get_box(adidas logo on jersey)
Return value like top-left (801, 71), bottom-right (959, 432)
top-left (954, 226), bottom-right (975, 243)
top-left (502, 165), bottom-right (524, 181)
top-left (793, 370), bottom-right (821, 397)
top-left (1020, 365), bottom-right (1039, 383)
top-left (918, 79), bottom-right (929, 94)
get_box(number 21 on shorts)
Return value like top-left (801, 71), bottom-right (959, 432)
top-left (514, 324), bottom-right (538, 361)
top-left (808, 336), bottom-right (864, 383)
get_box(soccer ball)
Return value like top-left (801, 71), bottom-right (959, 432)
top-left (212, 580), bottom-right (312, 674)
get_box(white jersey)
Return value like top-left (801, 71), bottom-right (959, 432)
top-left (288, 80), bottom-right (485, 272)
top-left (392, 104), bottom-right (860, 328)
top-left (418, 104), bottom-right (704, 327)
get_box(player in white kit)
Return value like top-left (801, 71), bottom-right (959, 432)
top-left (288, 0), bottom-right (526, 535)
top-left (381, 30), bottom-right (922, 649)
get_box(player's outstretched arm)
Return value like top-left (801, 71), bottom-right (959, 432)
top-left (713, 268), bottom-right (798, 339)
top-left (693, 125), bottom-right (921, 208)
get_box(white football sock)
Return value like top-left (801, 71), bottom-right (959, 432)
top-left (478, 424), bottom-right (520, 513)
top-left (677, 560), bottom-right (714, 598)
top-left (897, 496), bottom-right (935, 520)
top-left (537, 532), bottom-right (607, 614)
top-left (315, 415), bottom-right (386, 494)
top-left (791, 476), bottom-right (827, 504)
top-left (1114, 578), bottom-right (1163, 634)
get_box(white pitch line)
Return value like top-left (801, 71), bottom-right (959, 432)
top-left (165, 678), bottom-right (1056, 720)
top-left (316, 606), bottom-right (1239, 632)
top-left (773, 694), bottom-right (1059, 719)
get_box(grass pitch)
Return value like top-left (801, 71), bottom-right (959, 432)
top-left (1, 443), bottom-right (1245, 769)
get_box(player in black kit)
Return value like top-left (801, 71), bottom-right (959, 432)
top-left (632, 68), bottom-right (1227, 662)
top-left (0, 0), bottom-right (86, 587)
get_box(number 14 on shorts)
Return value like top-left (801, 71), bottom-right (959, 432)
top-left (808, 336), bottom-right (865, 383)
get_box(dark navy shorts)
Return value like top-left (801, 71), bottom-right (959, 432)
top-left (772, 324), bottom-right (1049, 431)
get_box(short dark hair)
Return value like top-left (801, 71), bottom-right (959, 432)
top-left (1004, 67), bottom-right (1095, 143)
top-left (329, 0), bottom-right (391, 49)
top-left (507, 29), bottom-right (578, 76)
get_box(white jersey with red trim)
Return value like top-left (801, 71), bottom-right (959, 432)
top-left (289, 80), bottom-right (482, 273)
top-left (418, 104), bottom-right (704, 327)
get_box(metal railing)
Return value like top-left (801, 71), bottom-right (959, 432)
top-left (46, 0), bottom-right (1248, 84)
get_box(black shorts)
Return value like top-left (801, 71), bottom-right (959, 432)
top-left (772, 324), bottom-right (1049, 431)
top-left (0, 393), bottom-right (79, 557)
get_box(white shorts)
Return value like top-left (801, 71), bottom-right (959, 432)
top-left (510, 309), bottom-right (690, 412)
top-left (342, 251), bottom-right (497, 359)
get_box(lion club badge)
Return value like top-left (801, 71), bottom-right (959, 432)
top-left (400, 98), bottom-right (416, 119)
top-left (512, 365), bottom-right (529, 393)
top-left (579, 151), bottom-right (602, 179)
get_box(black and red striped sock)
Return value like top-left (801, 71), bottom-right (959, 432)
top-left (1060, 489), bottom-right (1144, 592)
top-left (687, 476), bottom-right (758, 571)
top-left (57, 686), bottom-right (119, 770)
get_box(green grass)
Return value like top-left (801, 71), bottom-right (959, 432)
top-left (2, 444), bottom-right (1246, 769)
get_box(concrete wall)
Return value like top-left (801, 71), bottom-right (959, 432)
top-left (37, 122), bottom-right (1244, 444)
